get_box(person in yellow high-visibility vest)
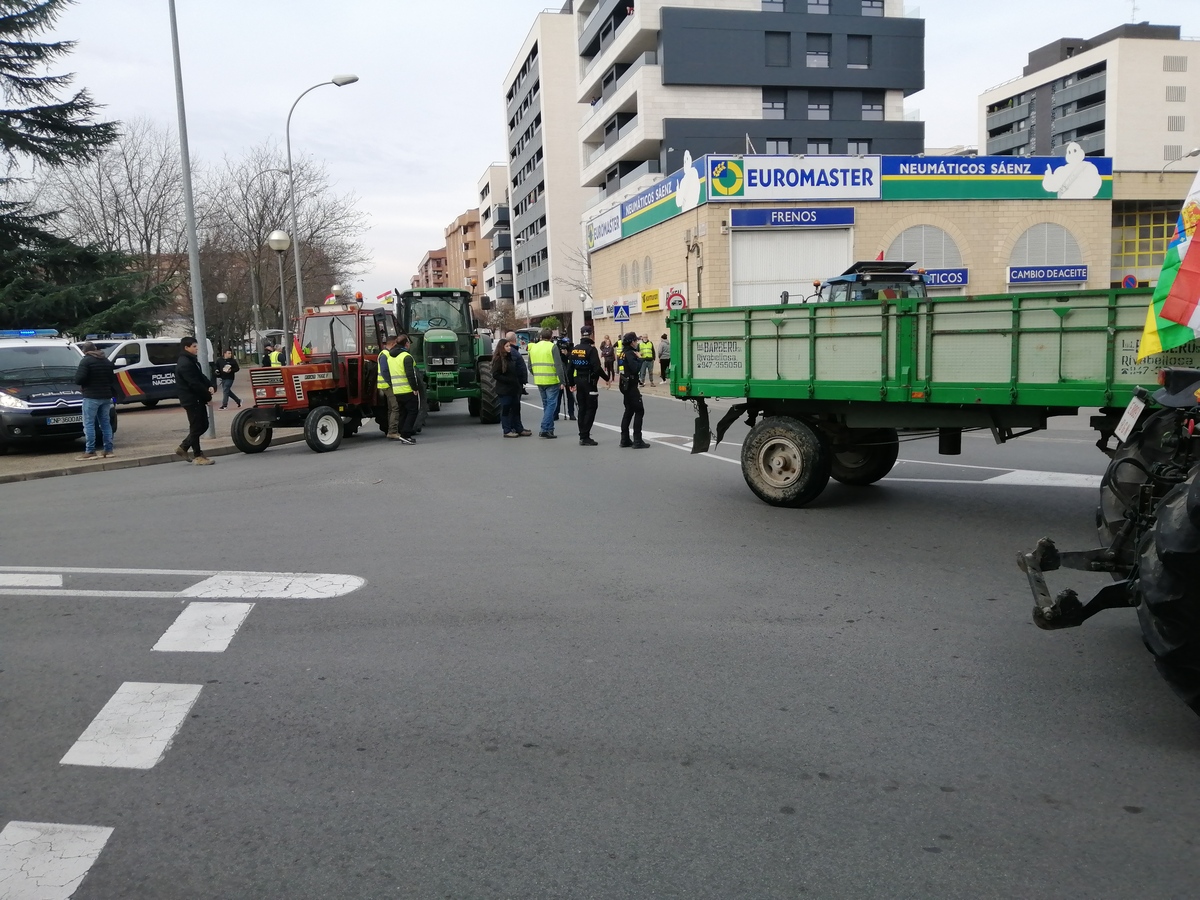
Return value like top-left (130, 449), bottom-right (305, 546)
top-left (391, 334), bottom-right (420, 444)
top-left (376, 335), bottom-right (401, 439)
top-left (637, 335), bottom-right (656, 386)
top-left (268, 345), bottom-right (283, 367)
top-left (528, 328), bottom-right (566, 438)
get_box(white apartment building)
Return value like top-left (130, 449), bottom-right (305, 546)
top-left (477, 164), bottom-right (513, 309)
top-left (504, 9), bottom-right (593, 335)
top-left (979, 23), bottom-right (1200, 171)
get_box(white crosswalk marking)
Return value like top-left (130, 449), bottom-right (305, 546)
top-left (0, 573), bottom-right (62, 587)
top-left (60, 683), bottom-right (203, 770)
top-left (0, 567), bottom-right (366, 600)
top-left (152, 602), bottom-right (255, 653)
top-left (0, 821), bottom-right (112, 900)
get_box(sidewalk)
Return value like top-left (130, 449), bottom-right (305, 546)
top-left (0, 374), bottom-right (301, 484)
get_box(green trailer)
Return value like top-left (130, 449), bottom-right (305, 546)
top-left (669, 286), bottom-right (1200, 506)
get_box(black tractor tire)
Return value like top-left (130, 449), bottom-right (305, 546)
top-left (231, 408), bottom-right (272, 454)
top-left (477, 362), bottom-right (501, 425)
top-left (829, 428), bottom-right (899, 486)
top-left (304, 406), bottom-right (343, 453)
top-left (344, 417), bottom-right (361, 437)
top-left (467, 395), bottom-right (481, 417)
top-left (741, 416), bottom-right (831, 507)
top-left (141, 399), bottom-right (159, 408)
top-left (1133, 468), bottom-right (1200, 713)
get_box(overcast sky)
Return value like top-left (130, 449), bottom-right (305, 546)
top-left (47, 0), bottom-right (1200, 297)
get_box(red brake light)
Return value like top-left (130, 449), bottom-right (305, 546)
top-left (1158, 369), bottom-right (1168, 386)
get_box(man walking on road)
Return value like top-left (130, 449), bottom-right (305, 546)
top-left (567, 324), bottom-right (609, 446)
top-left (216, 349), bottom-right (241, 409)
top-left (528, 328), bottom-right (566, 439)
top-left (73, 341), bottom-right (117, 460)
top-left (377, 335), bottom-right (401, 439)
top-left (391, 334), bottom-right (421, 444)
top-left (174, 336), bottom-right (216, 465)
top-left (619, 332), bottom-right (650, 449)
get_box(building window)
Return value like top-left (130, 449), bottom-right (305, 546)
top-left (763, 88), bottom-right (787, 119)
top-left (1167, 85), bottom-right (1187, 102)
top-left (808, 0), bottom-right (829, 13)
top-left (620, 264), bottom-right (628, 290)
top-left (888, 225), bottom-right (964, 270)
top-left (861, 0), bottom-right (884, 14)
top-left (1112, 200), bottom-right (1175, 279)
top-left (644, 256), bottom-right (653, 285)
top-left (848, 35), bottom-right (872, 69)
top-left (806, 34), bottom-right (830, 68)
top-left (765, 138), bottom-right (790, 154)
top-left (1168, 116), bottom-right (1186, 132)
top-left (861, 92), bottom-right (885, 121)
top-left (807, 89), bottom-right (831, 120)
top-left (766, 32), bottom-right (790, 67)
top-left (1164, 55), bottom-right (1188, 72)
top-left (847, 139), bottom-right (871, 154)
top-left (806, 139), bottom-right (831, 155)
top-left (1010, 223), bottom-right (1083, 268)
top-left (631, 258), bottom-right (640, 289)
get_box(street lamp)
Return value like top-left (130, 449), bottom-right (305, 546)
top-left (1160, 147), bottom-right (1200, 181)
top-left (216, 292), bottom-right (228, 355)
top-left (285, 75), bottom-right (359, 322)
top-left (237, 167), bottom-right (288, 346)
top-left (268, 229), bottom-right (291, 360)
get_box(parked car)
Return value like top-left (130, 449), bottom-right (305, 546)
top-left (96, 337), bottom-right (211, 408)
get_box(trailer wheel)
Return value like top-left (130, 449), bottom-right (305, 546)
top-left (1133, 469), bottom-right (1200, 713)
top-left (231, 408), bottom-right (272, 454)
top-left (830, 428), bottom-right (899, 486)
top-left (304, 406), bottom-right (343, 453)
top-left (477, 362), bottom-right (501, 425)
top-left (741, 416), bottom-right (831, 507)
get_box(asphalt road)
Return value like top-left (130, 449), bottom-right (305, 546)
top-left (2, 392), bottom-right (1198, 899)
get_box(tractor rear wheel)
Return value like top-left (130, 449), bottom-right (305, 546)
top-left (1133, 469), bottom-right (1200, 713)
top-left (829, 428), bottom-right (899, 486)
top-left (231, 408), bottom-right (272, 454)
top-left (741, 416), bottom-right (831, 507)
top-left (477, 362), bottom-right (501, 425)
top-left (304, 406), bottom-right (343, 453)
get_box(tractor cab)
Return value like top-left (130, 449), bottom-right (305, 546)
top-left (395, 288), bottom-right (497, 418)
top-left (811, 261), bottom-right (928, 303)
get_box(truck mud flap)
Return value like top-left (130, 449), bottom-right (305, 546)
top-left (691, 398), bottom-right (711, 454)
top-left (714, 403), bottom-right (749, 450)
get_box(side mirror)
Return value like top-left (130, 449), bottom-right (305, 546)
top-left (113, 357), bottom-right (128, 368)
top-left (480, 295), bottom-right (494, 310)
top-left (779, 291), bottom-right (789, 304)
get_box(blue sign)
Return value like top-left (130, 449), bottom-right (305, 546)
top-left (1007, 265), bottom-right (1089, 284)
top-left (1122, 274), bottom-right (1138, 289)
top-left (613, 304), bottom-right (630, 323)
top-left (730, 207), bottom-right (855, 228)
top-left (919, 268), bottom-right (969, 287)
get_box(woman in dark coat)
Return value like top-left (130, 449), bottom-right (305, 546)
top-left (491, 339), bottom-right (529, 437)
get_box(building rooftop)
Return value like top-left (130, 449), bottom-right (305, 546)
top-left (1023, 22), bottom-right (1181, 76)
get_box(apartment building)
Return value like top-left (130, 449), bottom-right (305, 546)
top-left (478, 163), bottom-right (514, 311)
top-left (442, 209), bottom-right (492, 304)
top-left (575, 0), bottom-right (925, 210)
top-left (505, 9), bottom-right (593, 336)
top-left (410, 248), bottom-right (448, 289)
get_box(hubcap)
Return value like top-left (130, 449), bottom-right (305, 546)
top-left (757, 437), bottom-right (803, 489)
top-left (316, 415), bottom-right (338, 445)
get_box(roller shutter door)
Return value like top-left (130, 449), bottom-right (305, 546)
top-left (731, 229), bottom-right (853, 306)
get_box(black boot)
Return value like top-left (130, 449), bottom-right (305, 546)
top-left (619, 437), bottom-right (633, 448)
top-left (632, 437), bottom-right (650, 449)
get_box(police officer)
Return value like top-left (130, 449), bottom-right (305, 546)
top-left (390, 334), bottom-right (421, 444)
top-left (567, 324), bottom-right (609, 446)
top-left (376, 335), bottom-right (401, 439)
top-left (619, 331), bottom-right (650, 449)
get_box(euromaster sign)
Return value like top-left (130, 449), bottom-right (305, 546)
top-left (584, 205), bottom-right (621, 252)
top-left (709, 156), bottom-right (880, 201)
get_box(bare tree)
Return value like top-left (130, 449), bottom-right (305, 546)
top-left (552, 244), bottom-right (593, 301)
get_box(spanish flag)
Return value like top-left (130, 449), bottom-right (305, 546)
top-left (291, 337), bottom-right (304, 364)
top-left (1137, 168), bottom-right (1200, 360)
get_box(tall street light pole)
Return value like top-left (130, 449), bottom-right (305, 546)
top-left (285, 75), bottom-right (359, 325)
top-left (268, 230), bottom-right (292, 359)
top-left (167, 0), bottom-right (215, 438)
top-left (238, 167), bottom-right (287, 349)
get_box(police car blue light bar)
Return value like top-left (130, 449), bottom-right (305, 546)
top-left (0, 329), bottom-right (60, 338)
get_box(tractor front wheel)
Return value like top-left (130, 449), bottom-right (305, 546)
top-left (304, 406), bottom-right (343, 453)
top-left (830, 428), bottom-right (900, 486)
top-left (741, 416), bottom-right (831, 507)
top-left (477, 362), bottom-right (501, 425)
top-left (231, 409), bottom-right (272, 454)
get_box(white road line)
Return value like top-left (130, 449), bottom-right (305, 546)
top-left (152, 602), bottom-right (255, 653)
top-left (0, 567), bottom-right (366, 601)
top-left (0, 573), bottom-right (62, 587)
top-left (982, 470), bottom-right (1103, 488)
top-left (60, 682), bottom-right (203, 770)
top-left (0, 821), bottom-right (113, 900)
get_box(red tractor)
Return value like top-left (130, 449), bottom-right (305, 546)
top-left (231, 302), bottom-right (402, 454)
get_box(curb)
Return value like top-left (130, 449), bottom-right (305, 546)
top-left (0, 434), bottom-right (307, 485)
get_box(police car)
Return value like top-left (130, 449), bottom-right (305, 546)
top-left (0, 330), bottom-right (116, 454)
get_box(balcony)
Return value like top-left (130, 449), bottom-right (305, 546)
top-left (985, 102), bottom-right (1030, 131)
top-left (1052, 102), bottom-right (1106, 136)
top-left (494, 254), bottom-right (513, 275)
top-left (1053, 71), bottom-right (1106, 108)
top-left (986, 128), bottom-right (1032, 155)
top-left (491, 232), bottom-right (511, 253)
top-left (494, 282), bottom-right (514, 300)
top-left (482, 204), bottom-right (510, 238)
top-left (578, 7), bottom-right (657, 102)
top-left (583, 159), bottom-right (662, 210)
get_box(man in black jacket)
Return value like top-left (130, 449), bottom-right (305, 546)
top-left (567, 325), bottom-right (609, 446)
top-left (175, 336), bottom-right (216, 465)
top-left (74, 341), bottom-right (118, 460)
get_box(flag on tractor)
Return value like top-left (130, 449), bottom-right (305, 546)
top-left (323, 294), bottom-right (338, 305)
top-left (376, 289), bottom-right (394, 304)
top-left (1137, 169), bottom-right (1200, 360)
top-left (291, 337), bottom-right (304, 364)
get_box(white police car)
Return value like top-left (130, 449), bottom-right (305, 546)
top-left (0, 330), bottom-right (117, 454)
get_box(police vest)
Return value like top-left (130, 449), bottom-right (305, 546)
top-left (638, 341), bottom-right (654, 359)
top-left (392, 350), bottom-right (415, 394)
top-left (376, 350), bottom-right (392, 390)
top-left (268, 350), bottom-right (282, 367)
top-left (528, 340), bottom-right (559, 386)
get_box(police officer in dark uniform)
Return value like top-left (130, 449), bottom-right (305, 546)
top-left (618, 331), bottom-right (650, 449)
top-left (567, 324), bottom-right (609, 446)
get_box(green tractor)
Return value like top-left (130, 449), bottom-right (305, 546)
top-left (395, 287), bottom-right (500, 424)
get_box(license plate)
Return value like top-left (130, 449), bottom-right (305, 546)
top-left (1114, 395), bottom-right (1146, 444)
top-left (46, 415), bottom-right (83, 426)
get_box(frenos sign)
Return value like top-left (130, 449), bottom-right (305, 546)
top-left (708, 156), bottom-right (881, 201)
